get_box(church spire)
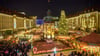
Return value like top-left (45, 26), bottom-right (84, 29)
top-left (48, 0), bottom-right (50, 3)
top-left (47, 0), bottom-right (52, 16)
top-left (47, 9), bottom-right (51, 16)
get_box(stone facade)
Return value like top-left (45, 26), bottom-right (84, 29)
top-left (0, 13), bottom-right (35, 32)
top-left (65, 11), bottom-right (100, 33)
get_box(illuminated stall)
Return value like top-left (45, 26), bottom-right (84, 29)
top-left (75, 33), bottom-right (100, 54)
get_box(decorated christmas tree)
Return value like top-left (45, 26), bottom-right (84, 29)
top-left (58, 10), bottom-right (68, 35)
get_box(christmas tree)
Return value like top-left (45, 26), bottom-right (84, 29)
top-left (58, 10), bottom-right (68, 35)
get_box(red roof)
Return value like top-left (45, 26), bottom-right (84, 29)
top-left (78, 33), bottom-right (100, 44)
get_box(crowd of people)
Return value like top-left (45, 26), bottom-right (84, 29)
top-left (47, 53), bottom-right (64, 56)
top-left (0, 40), bottom-right (31, 56)
top-left (68, 51), bottom-right (95, 56)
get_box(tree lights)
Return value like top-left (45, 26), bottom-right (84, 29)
top-left (58, 10), bottom-right (68, 35)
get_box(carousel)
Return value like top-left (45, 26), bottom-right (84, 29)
top-left (43, 10), bottom-right (58, 40)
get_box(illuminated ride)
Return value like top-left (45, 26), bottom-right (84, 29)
top-left (43, 10), bottom-right (58, 40)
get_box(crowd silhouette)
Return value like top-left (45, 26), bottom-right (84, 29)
top-left (0, 40), bottom-right (31, 56)
top-left (68, 51), bottom-right (95, 56)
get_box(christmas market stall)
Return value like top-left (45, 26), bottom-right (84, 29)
top-left (75, 33), bottom-right (100, 54)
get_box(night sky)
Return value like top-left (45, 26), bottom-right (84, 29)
top-left (0, 0), bottom-right (100, 18)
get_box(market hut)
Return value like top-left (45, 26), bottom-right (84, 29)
top-left (77, 33), bottom-right (100, 53)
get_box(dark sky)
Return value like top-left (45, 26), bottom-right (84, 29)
top-left (0, 0), bottom-right (100, 18)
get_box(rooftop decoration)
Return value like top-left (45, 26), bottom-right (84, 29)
top-left (43, 10), bottom-right (58, 23)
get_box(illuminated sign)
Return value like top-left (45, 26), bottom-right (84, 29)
top-left (36, 19), bottom-right (44, 25)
